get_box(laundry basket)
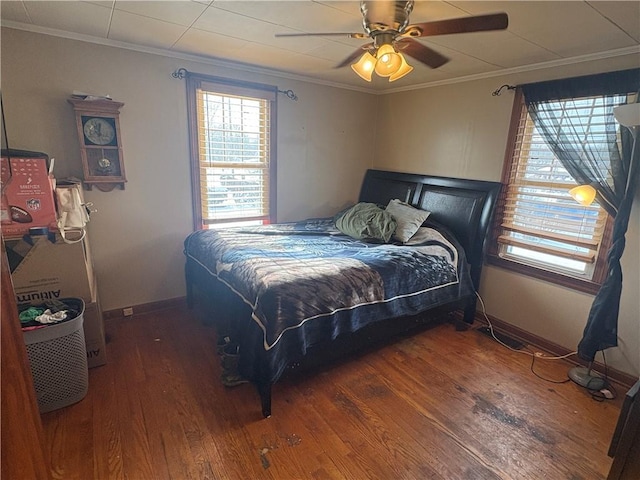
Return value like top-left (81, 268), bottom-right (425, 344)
top-left (21, 298), bottom-right (88, 413)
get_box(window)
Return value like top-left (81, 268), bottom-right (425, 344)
top-left (489, 90), bottom-right (616, 294)
top-left (186, 74), bottom-right (276, 229)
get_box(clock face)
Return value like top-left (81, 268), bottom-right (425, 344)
top-left (83, 117), bottom-right (116, 145)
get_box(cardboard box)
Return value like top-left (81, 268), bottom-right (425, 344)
top-left (84, 288), bottom-right (106, 368)
top-left (1, 155), bottom-right (57, 237)
top-left (5, 232), bottom-right (95, 304)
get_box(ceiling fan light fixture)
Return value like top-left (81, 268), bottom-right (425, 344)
top-left (389, 53), bottom-right (413, 82)
top-left (351, 51), bottom-right (376, 82)
top-left (278, 4), bottom-right (510, 84)
top-left (374, 43), bottom-right (402, 77)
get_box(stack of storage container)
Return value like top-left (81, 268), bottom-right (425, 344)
top-left (1, 149), bottom-right (106, 412)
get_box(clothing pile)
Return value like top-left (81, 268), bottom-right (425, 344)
top-left (19, 299), bottom-right (82, 331)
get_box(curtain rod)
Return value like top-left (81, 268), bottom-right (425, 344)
top-left (172, 67), bottom-right (298, 101)
top-left (492, 84), bottom-right (516, 96)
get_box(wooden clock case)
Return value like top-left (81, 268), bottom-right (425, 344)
top-left (68, 98), bottom-right (126, 192)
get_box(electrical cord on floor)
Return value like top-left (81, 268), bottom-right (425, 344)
top-left (474, 291), bottom-right (575, 384)
top-left (588, 351), bottom-right (617, 402)
top-left (529, 353), bottom-right (571, 384)
top-left (473, 292), bottom-right (619, 399)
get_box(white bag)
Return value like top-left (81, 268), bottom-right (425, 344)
top-left (56, 183), bottom-right (93, 244)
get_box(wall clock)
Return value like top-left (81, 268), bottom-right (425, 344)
top-left (68, 98), bottom-right (126, 191)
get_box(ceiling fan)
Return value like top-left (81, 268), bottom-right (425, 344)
top-left (275, 1), bottom-right (508, 82)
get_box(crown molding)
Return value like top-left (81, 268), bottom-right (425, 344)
top-left (2, 20), bottom-right (639, 96)
top-left (0, 21), bottom-right (377, 95)
top-left (384, 45), bottom-right (640, 94)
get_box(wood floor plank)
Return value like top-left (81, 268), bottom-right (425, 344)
top-left (88, 368), bottom-right (124, 480)
top-left (42, 387), bottom-right (94, 480)
top-left (279, 361), bottom-right (416, 479)
top-left (108, 316), bottom-right (161, 479)
top-left (284, 379), bottom-right (372, 479)
top-left (139, 314), bottom-right (218, 480)
top-left (343, 364), bottom-right (503, 479)
top-left (40, 308), bottom-right (622, 480)
top-left (377, 324), bottom-right (618, 479)
top-left (376, 341), bottom-right (547, 479)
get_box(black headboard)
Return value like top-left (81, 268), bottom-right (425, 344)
top-left (358, 169), bottom-right (501, 289)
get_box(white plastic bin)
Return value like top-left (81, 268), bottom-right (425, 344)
top-left (22, 298), bottom-right (88, 413)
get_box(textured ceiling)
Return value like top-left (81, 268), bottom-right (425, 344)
top-left (1, 1), bottom-right (639, 91)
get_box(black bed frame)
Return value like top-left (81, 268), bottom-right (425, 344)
top-left (185, 169), bottom-right (501, 417)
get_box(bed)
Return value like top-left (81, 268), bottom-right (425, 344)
top-left (184, 169), bottom-right (501, 417)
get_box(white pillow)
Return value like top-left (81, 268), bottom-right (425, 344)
top-left (386, 199), bottom-right (431, 243)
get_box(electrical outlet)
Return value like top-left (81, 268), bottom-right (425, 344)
top-left (123, 307), bottom-right (134, 317)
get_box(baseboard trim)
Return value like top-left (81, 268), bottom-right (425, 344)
top-left (472, 311), bottom-right (637, 390)
top-left (103, 298), bottom-right (636, 388)
top-left (103, 296), bottom-right (187, 320)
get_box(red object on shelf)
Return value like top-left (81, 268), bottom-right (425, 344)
top-left (1, 154), bottom-right (57, 237)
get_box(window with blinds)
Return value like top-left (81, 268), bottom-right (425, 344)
top-left (490, 93), bottom-right (613, 291)
top-left (187, 76), bottom-right (276, 229)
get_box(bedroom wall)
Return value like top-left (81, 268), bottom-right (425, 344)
top-left (0, 28), bottom-right (376, 312)
top-left (2, 28), bottom-right (638, 378)
top-left (374, 58), bottom-right (640, 377)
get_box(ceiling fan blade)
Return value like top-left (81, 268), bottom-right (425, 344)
top-left (275, 32), bottom-right (367, 39)
top-left (335, 43), bottom-right (374, 68)
top-left (408, 13), bottom-right (508, 37)
top-left (396, 38), bottom-right (449, 69)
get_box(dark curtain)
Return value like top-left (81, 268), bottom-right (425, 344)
top-left (521, 68), bottom-right (640, 362)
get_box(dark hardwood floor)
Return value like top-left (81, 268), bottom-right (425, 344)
top-left (40, 307), bottom-right (622, 479)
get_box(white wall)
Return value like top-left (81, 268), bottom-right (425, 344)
top-left (3, 28), bottom-right (638, 377)
top-left (1, 28), bottom-right (376, 312)
top-left (374, 59), bottom-right (640, 377)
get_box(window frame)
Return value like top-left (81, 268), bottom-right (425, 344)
top-left (185, 73), bottom-right (277, 230)
top-left (487, 89), bottom-right (613, 295)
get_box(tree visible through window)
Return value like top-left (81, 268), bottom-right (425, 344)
top-left (186, 75), bottom-right (276, 229)
top-left (489, 90), bottom-right (617, 294)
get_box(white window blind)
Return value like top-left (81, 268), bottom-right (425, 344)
top-left (498, 96), bottom-right (613, 277)
top-left (195, 82), bottom-right (274, 226)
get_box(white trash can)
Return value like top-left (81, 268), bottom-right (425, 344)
top-left (21, 298), bottom-right (88, 413)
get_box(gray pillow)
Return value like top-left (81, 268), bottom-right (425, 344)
top-left (335, 202), bottom-right (397, 243)
top-left (386, 199), bottom-right (431, 243)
